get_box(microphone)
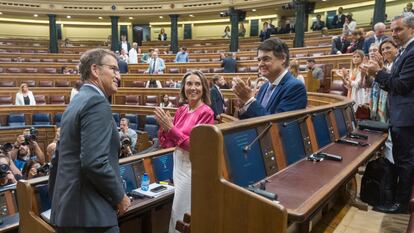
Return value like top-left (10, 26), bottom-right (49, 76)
top-left (247, 185), bottom-right (278, 201)
top-left (282, 115), bottom-right (309, 127)
top-left (316, 152), bottom-right (343, 161)
top-left (243, 123), bottom-right (272, 153)
top-left (336, 138), bottom-right (368, 146)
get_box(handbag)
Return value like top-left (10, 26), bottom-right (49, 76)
top-left (355, 104), bottom-right (370, 120)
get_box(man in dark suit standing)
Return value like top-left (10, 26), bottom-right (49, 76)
top-left (331, 32), bottom-right (351, 54)
top-left (49, 48), bottom-right (131, 232)
top-left (363, 22), bottom-right (388, 54)
top-left (210, 75), bottom-right (226, 120)
top-left (221, 52), bottom-right (237, 73)
top-left (333, 7), bottom-right (346, 28)
top-left (311, 14), bottom-right (326, 31)
top-left (118, 35), bottom-right (131, 54)
top-left (233, 38), bottom-right (307, 119)
top-left (366, 15), bottom-right (414, 214)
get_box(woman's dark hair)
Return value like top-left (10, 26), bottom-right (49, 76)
top-left (179, 70), bottom-right (211, 106)
top-left (379, 39), bottom-right (398, 55)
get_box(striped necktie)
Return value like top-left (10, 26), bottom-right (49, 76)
top-left (261, 84), bottom-right (276, 108)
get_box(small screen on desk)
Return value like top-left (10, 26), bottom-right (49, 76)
top-left (279, 120), bottom-right (306, 165)
top-left (132, 160), bottom-right (145, 187)
top-left (119, 164), bottom-right (138, 193)
top-left (312, 112), bottom-right (332, 148)
top-left (224, 128), bottom-right (266, 187)
top-left (152, 152), bottom-right (174, 182)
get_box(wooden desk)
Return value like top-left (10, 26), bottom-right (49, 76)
top-left (266, 130), bottom-right (386, 223)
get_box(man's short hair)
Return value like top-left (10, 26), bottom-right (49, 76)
top-left (257, 38), bottom-right (290, 68)
top-left (181, 47), bottom-right (187, 51)
top-left (120, 118), bottom-right (129, 125)
top-left (78, 48), bottom-right (116, 81)
top-left (373, 22), bottom-right (386, 31)
top-left (306, 58), bottom-right (316, 63)
top-left (212, 74), bottom-right (221, 83)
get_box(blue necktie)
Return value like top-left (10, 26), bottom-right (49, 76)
top-left (261, 84), bottom-right (276, 108)
top-left (151, 58), bottom-right (157, 74)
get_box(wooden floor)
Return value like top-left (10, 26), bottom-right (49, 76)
top-left (312, 174), bottom-right (410, 233)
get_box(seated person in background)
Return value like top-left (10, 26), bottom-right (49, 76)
top-left (250, 77), bottom-right (268, 97)
top-left (221, 52), bottom-right (237, 73)
top-left (128, 42), bottom-right (139, 64)
top-left (158, 28), bottom-right (167, 41)
top-left (119, 118), bottom-right (137, 154)
top-left (146, 78), bottom-right (163, 88)
top-left (347, 29), bottom-right (364, 53)
top-left (289, 60), bottom-right (305, 84)
top-left (0, 155), bottom-right (21, 186)
top-left (239, 23), bottom-right (246, 37)
top-left (117, 55), bottom-right (128, 74)
top-left (175, 47), bottom-right (189, 63)
top-left (46, 127), bottom-right (60, 162)
top-left (145, 51), bottom-right (165, 74)
top-left (259, 22), bottom-right (271, 42)
top-left (223, 26), bottom-right (231, 39)
top-left (233, 38), bottom-right (307, 119)
top-left (311, 14), bottom-right (326, 31)
top-left (70, 80), bottom-right (83, 102)
top-left (166, 79), bottom-right (179, 88)
top-left (321, 27), bottom-right (330, 37)
top-left (331, 31), bottom-right (351, 54)
top-left (119, 48), bottom-right (129, 63)
top-left (9, 129), bottom-right (46, 171)
top-left (15, 83), bottom-right (36, 106)
top-left (141, 48), bottom-right (153, 64)
top-left (61, 66), bottom-right (72, 74)
top-left (160, 94), bottom-right (174, 108)
top-left (306, 58), bottom-right (324, 92)
top-left (402, 2), bottom-right (414, 17)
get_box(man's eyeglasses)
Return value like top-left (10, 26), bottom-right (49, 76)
top-left (99, 64), bottom-right (120, 74)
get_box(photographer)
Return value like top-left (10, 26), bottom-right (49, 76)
top-left (9, 128), bottom-right (45, 171)
top-left (0, 155), bottom-right (22, 187)
top-left (119, 118), bottom-right (137, 152)
top-left (22, 159), bottom-right (49, 179)
top-left (119, 135), bottom-right (133, 158)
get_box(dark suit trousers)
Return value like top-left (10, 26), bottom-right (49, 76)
top-left (391, 125), bottom-right (414, 206)
top-left (56, 226), bottom-right (119, 233)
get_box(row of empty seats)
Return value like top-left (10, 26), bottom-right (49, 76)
top-left (0, 80), bottom-right (72, 87)
top-left (0, 67), bottom-right (60, 73)
top-left (0, 57), bottom-right (77, 63)
top-left (131, 66), bottom-right (259, 74)
top-left (7, 113), bottom-right (60, 127)
top-left (0, 95), bottom-right (67, 105)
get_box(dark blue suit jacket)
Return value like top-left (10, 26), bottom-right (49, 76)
top-left (363, 35), bottom-right (388, 54)
top-left (240, 71), bottom-right (307, 119)
top-left (210, 85), bottom-right (225, 118)
top-left (376, 41), bottom-right (414, 127)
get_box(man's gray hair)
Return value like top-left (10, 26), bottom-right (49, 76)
top-left (394, 15), bottom-right (414, 28)
top-left (120, 118), bottom-right (130, 125)
top-left (373, 22), bottom-right (386, 31)
top-left (78, 48), bottom-right (116, 81)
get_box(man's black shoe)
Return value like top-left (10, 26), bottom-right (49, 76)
top-left (373, 203), bottom-right (409, 214)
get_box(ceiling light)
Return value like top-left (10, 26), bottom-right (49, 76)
top-left (98, 16), bottom-right (103, 20)
top-left (66, 15), bottom-right (71, 19)
top-left (322, 0), bottom-right (327, 1)
top-left (252, 9), bottom-right (256, 12)
top-left (159, 16), bottom-right (163, 19)
top-left (129, 17), bottom-right (133, 20)
top-left (189, 14), bottom-right (194, 17)
top-left (0, 12), bottom-right (3, 15)
top-left (34, 14), bottom-right (38, 17)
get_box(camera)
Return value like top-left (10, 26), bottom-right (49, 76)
top-left (0, 143), bottom-right (13, 154)
top-left (36, 163), bottom-right (50, 175)
top-left (0, 164), bottom-right (10, 178)
top-left (121, 135), bottom-right (131, 147)
top-left (23, 127), bottom-right (38, 145)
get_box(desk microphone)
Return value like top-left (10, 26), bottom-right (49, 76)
top-left (243, 123), bottom-right (272, 153)
top-left (282, 115), bottom-right (309, 127)
top-left (336, 138), bottom-right (368, 146)
top-left (247, 185), bottom-right (278, 201)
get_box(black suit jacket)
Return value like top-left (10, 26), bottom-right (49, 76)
top-left (221, 57), bottom-right (237, 73)
top-left (50, 85), bottom-right (124, 227)
top-left (376, 41), bottom-right (414, 127)
top-left (118, 41), bottom-right (131, 52)
top-left (333, 14), bottom-right (346, 28)
top-left (331, 36), bottom-right (350, 54)
top-left (210, 85), bottom-right (225, 118)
